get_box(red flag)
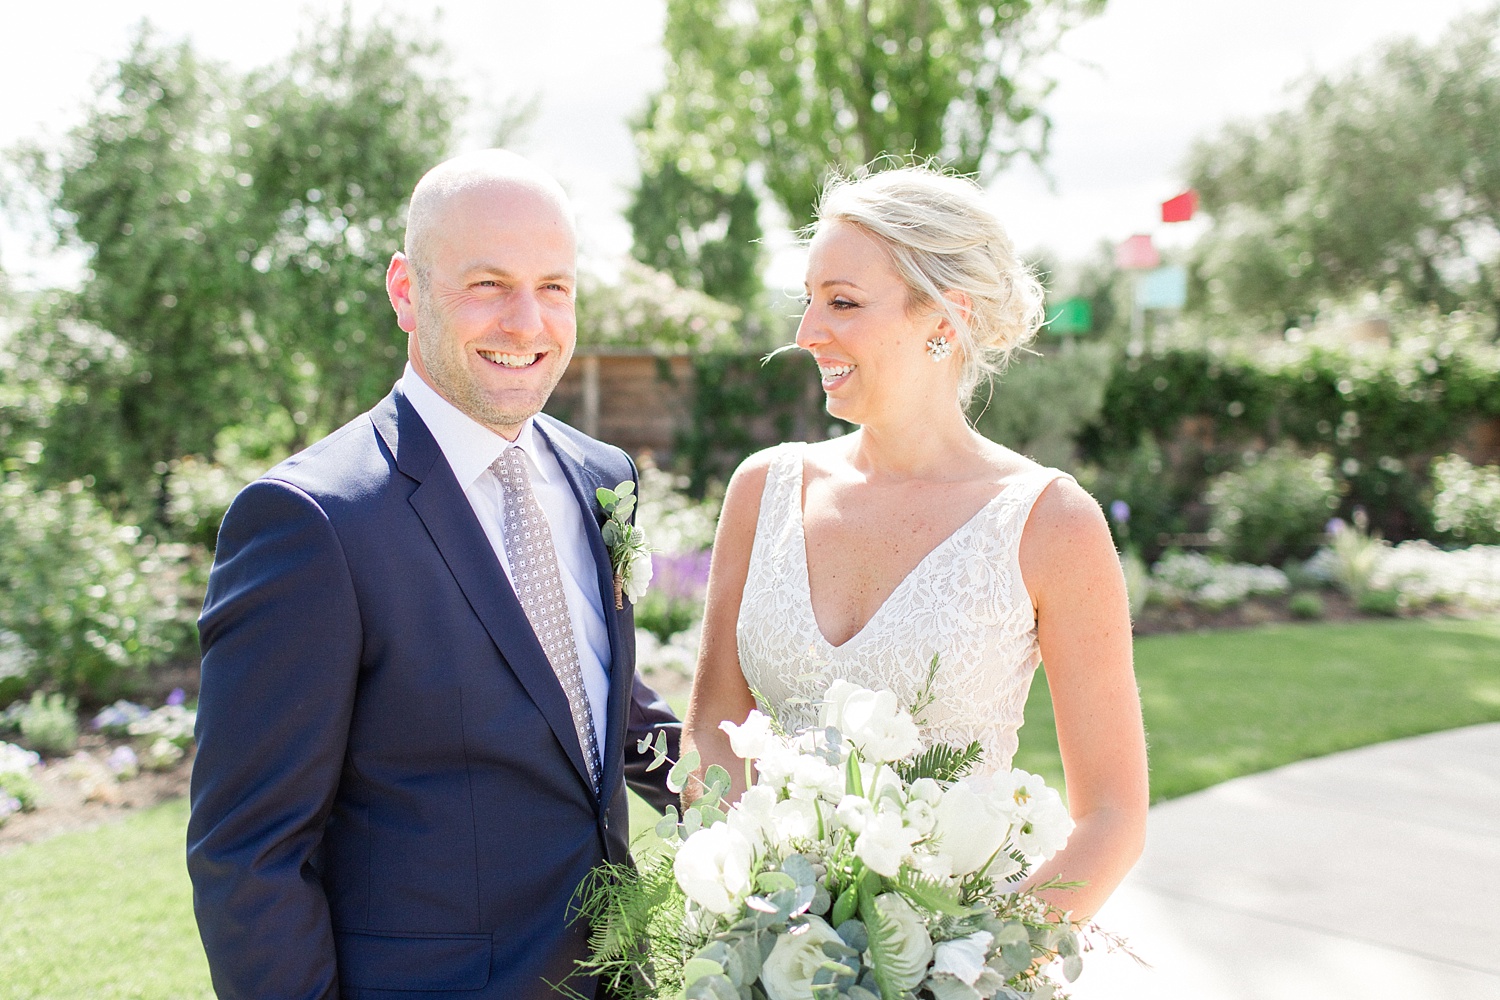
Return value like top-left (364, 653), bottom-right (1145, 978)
top-left (1115, 234), bottom-right (1160, 270)
top-left (1161, 189), bottom-right (1197, 223)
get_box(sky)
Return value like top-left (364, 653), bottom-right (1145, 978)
top-left (4, 0), bottom-right (1495, 294)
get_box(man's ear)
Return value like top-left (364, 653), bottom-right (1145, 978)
top-left (386, 252), bottom-right (418, 334)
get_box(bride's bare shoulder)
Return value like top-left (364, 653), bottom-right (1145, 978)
top-left (718, 444), bottom-right (796, 531)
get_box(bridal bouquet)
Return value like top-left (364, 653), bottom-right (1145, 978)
top-left (573, 678), bottom-right (1088, 1000)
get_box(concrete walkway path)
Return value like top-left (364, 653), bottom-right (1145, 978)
top-left (1068, 723), bottom-right (1500, 1000)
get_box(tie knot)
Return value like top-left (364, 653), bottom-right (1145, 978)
top-left (493, 447), bottom-right (528, 485)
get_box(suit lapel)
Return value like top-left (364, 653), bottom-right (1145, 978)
top-left (375, 390), bottom-right (598, 798)
top-left (534, 421), bottom-right (633, 810)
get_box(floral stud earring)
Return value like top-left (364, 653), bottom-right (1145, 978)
top-left (925, 336), bottom-right (953, 361)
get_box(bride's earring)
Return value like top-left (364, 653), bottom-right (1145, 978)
top-left (926, 336), bottom-right (953, 361)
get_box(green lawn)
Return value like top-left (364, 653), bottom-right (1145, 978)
top-left (0, 797), bottom-right (210, 1000)
top-left (1013, 616), bottom-right (1500, 802)
top-left (5, 617), bottom-right (1498, 998)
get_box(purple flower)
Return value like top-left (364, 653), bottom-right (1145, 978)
top-left (91, 700), bottom-right (150, 734)
top-left (166, 688), bottom-right (186, 707)
top-left (1325, 517), bottom-right (1347, 536)
top-left (651, 550), bottom-right (713, 603)
top-left (106, 745), bottom-right (139, 776)
top-left (1109, 500), bottom-right (1131, 525)
top-left (0, 794), bottom-right (21, 821)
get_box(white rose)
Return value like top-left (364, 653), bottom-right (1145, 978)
top-left (622, 544), bottom-right (653, 602)
top-left (720, 711), bottom-right (779, 761)
top-left (869, 893), bottom-right (933, 991)
top-left (821, 681), bottom-right (920, 763)
top-left (761, 916), bottom-right (845, 1000)
top-left (902, 798), bottom-right (937, 838)
top-left (931, 780), bottom-right (1014, 877)
top-left (674, 823), bottom-right (756, 915)
top-left (853, 809), bottom-right (918, 877)
top-left (751, 742), bottom-right (802, 793)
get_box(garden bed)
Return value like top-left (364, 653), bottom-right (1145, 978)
top-left (0, 737), bottom-right (193, 852)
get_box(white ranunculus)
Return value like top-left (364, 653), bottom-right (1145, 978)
top-left (720, 711), bottom-right (779, 761)
top-left (770, 796), bottom-right (821, 846)
top-left (726, 785), bottom-right (779, 850)
top-left (621, 544), bottom-right (653, 602)
top-left (834, 794), bottom-right (875, 835)
top-left (903, 798), bottom-right (938, 838)
top-left (674, 823), bottom-right (756, 915)
top-left (854, 809), bottom-right (918, 877)
top-left (761, 916), bottom-right (845, 1000)
top-left (929, 931), bottom-right (993, 985)
top-left (751, 741), bottom-right (803, 793)
top-left (1013, 775), bottom-right (1074, 859)
top-left (908, 777), bottom-right (943, 805)
top-left (870, 893), bottom-right (933, 991)
top-left (821, 681), bottom-right (921, 763)
top-left (931, 780), bottom-right (1014, 877)
top-left (784, 754), bottom-right (844, 803)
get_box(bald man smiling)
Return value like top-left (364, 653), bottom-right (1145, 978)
top-left (187, 150), bottom-right (681, 1000)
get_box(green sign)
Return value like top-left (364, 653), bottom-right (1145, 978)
top-left (1046, 296), bottom-right (1092, 335)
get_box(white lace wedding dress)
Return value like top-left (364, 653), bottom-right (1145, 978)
top-left (736, 442), bottom-right (1073, 777)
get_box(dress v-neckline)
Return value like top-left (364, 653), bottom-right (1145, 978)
top-left (791, 447), bottom-right (1023, 651)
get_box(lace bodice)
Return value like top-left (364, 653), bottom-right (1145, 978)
top-left (736, 443), bottom-right (1072, 776)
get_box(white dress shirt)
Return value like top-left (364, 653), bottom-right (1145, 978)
top-left (400, 364), bottom-right (611, 754)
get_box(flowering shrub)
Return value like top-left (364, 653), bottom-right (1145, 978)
top-left (0, 741), bottom-right (42, 818)
top-left (1371, 542), bottom-right (1500, 610)
top-left (91, 700), bottom-right (152, 736)
top-left (1430, 455), bottom-right (1500, 545)
top-left (1205, 449), bottom-right (1340, 564)
top-left (0, 471), bottom-right (197, 698)
top-left (1149, 552), bottom-right (1290, 609)
top-left (635, 622), bottom-right (702, 682)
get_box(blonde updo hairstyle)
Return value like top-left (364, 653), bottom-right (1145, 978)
top-left (812, 165), bottom-right (1046, 403)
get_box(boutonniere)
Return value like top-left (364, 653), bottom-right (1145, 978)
top-left (597, 480), bottom-right (652, 610)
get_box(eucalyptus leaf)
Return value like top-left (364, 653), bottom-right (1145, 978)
top-left (1000, 940), bottom-right (1031, 972)
top-left (615, 480), bottom-right (635, 497)
top-left (667, 750), bottom-right (701, 793)
top-left (846, 986), bottom-right (880, 1000)
top-left (994, 923), bottom-right (1029, 947)
top-left (682, 956), bottom-right (725, 985)
top-left (809, 884), bottom-right (832, 916)
top-left (781, 853), bottom-right (816, 888)
top-left (1062, 953), bottom-right (1084, 982)
top-left (835, 919), bottom-right (868, 953)
top-left (596, 487), bottom-right (618, 507)
top-left (680, 807), bottom-right (703, 839)
top-left (655, 805), bottom-right (680, 839)
top-left (746, 895), bottom-right (779, 914)
top-left (685, 973), bottom-right (739, 1000)
top-left (757, 871), bottom-right (797, 895)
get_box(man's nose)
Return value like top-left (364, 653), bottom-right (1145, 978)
top-left (498, 290), bottom-right (544, 336)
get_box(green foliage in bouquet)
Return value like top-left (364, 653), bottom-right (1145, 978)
top-left (567, 679), bottom-right (1096, 1000)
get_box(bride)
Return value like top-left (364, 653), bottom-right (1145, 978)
top-left (682, 165), bottom-right (1148, 919)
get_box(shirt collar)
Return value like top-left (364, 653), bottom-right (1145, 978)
top-left (400, 362), bottom-right (553, 489)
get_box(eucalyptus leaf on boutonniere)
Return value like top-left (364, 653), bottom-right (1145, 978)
top-left (597, 481), bottom-right (652, 609)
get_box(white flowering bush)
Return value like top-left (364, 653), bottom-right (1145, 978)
top-left (0, 740), bottom-right (42, 818)
top-left (1371, 542), bottom-right (1500, 610)
top-left (634, 463), bottom-right (721, 557)
top-left (1431, 455), bottom-right (1500, 545)
top-left (1149, 552), bottom-right (1290, 609)
top-left (636, 622), bottom-right (702, 681)
top-left (574, 678), bottom-right (1087, 1000)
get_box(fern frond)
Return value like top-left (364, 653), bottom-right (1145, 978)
top-left (892, 739), bottom-right (984, 784)
top-left (893, 869), bottom-right (974, 918)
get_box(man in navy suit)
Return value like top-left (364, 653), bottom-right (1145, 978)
top-left (187, 150), bottom-right (681, 999)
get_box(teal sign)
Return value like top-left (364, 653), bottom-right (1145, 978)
top-left (1046, 297), bottom-right (1093, 335)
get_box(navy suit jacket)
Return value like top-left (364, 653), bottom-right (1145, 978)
top-left (187, 386), bottom-right (681, 999)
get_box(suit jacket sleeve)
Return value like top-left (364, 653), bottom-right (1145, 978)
top-left (187, 478), bottom-right (361, 1000)
top-left (622, 673), bottom-right (682, 813)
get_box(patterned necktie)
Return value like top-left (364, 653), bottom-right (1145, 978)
top-left (492, 447), bottom-right (602, 793)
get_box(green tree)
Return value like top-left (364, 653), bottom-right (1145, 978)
top-left (637, 0), bottom-right (1105, 231)
top-left (9, 14), bottom-right (459, 519)
top-left (1188, 5), bottom-right (1500, 329)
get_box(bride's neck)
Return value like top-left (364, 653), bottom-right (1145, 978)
top-left (845, 409), bottom-right (982, 481)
